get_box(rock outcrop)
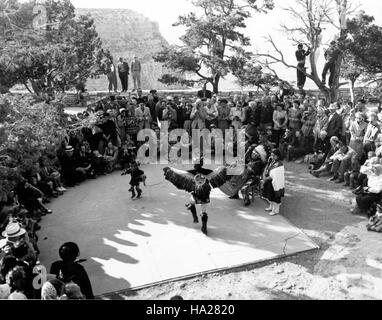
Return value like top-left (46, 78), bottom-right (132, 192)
top-left (76, 8), bottom-right (170, 91)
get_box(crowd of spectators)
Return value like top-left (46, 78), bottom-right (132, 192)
top-left (1, 82), bottom-right (382, 299)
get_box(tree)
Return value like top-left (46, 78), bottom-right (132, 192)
top-left (229, 52), bottom-right (280, 91)
top-left (0, 0), bottom-right (111, 95)
top-left (345, 12), bottom-right (382, 84)
top-left (256, 0), bottom-right (352, 103)
top-left (154, 0), bottom-right (274, 93)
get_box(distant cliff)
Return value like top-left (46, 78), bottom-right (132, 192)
top-left (76, 8), bottom-right (174, 91)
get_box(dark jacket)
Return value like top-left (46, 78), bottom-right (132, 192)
top-left (50, 260), bottom-right (94, 299)
top-left (326, 113), bottom-right (343, 138)
top-left (260, 104), bottom-right (274, 125)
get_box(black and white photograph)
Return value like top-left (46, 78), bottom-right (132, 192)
top-left (1, 0), bottom-right (382, 307)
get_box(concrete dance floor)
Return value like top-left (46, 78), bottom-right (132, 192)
top-left (38, 164), bottom-right (318, 297)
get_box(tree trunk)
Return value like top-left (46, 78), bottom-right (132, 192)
top-left (212, 75), bottom-right (220, 94)
top-left (349, 79), bottom-right (355, 104)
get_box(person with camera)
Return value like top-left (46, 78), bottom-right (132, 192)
top-left (191, 99), bottom-right (207, 130)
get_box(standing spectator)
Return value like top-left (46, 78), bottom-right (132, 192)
top-left (217, 99), bottom-right (231, 136)
top-left (288, 100), bottom-right (303, 132)
top-left (272, 103), bottom-right (288, 148)
top-left (301, 104), bottom-right (317, 138)
top-left (131, 56), bottom-right (142, 92)
top-left (183, 103), bottom-right (193, 134)
top-left (363, 112), bottom-right (380, 154)
top-left (146, 95), bottom-right (157, 123)
top-left (313, 107), bottom-right (329, 144)
top-left (244, 100), bottom-right (261, 140)
top-left (106, 58), bottom-right (118, 93)
top-left (229, 102), bottom-right (244, 130)
top-left (205, 99), bottom-right (218, 129)
top-left (260, 97), bottom-right (274, 131)
top-left (326, 102), bottom-right (343, 140)
top-left (191, 99), bottom-right (207, 130)
top-left (117, 57), bottom-right (129, 92)
top-left (349, 112), bottom-right (367, 156)
top-left (135, 103), bottom-right (152, 131)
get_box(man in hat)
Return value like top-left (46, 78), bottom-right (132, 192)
top-left (60, 145), bottom-right (80, 187)
top-left (131, 56), bottom-right (142, 92)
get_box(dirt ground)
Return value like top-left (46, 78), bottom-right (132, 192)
top-left (101, 163), bottom-right (382, 300)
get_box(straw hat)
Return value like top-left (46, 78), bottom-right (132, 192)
top-left (1, 223), bottom-right (26, 238)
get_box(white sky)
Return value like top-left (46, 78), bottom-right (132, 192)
top-left (71, 0), bottom-right (382, 89)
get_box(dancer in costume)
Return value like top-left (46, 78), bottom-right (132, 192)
top-left (262, 149), bottom-right (285, 216)
top-left (163, 158), bottom-right (228, 235)
top-left (241, 144), bottom-right (271, 206)
top-left (122, 161), bottom-right (146, 199)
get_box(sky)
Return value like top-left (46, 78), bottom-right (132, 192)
top-left (70, 0), bottom-right (382, 90)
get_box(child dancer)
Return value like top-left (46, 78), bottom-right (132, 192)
top-left (122, 161), bottom-right (146, 199)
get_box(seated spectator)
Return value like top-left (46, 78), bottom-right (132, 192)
top-left (41, 278), bottom-right (65, 300)
top-left (328, 143), bottom-right (356, 183)
top-left (91, 150), bottom-right (107, 176)
top-left (352, 155), bottom-right (382, 217)
top-left (50, 242), bottom-right (94, 300)
top-left (103, 142), bottom-right (119, 173)
top-left (286, 130), bottom-right (314, 162)
top-left (353, 151), bottom-right (378, 194)
top-left (307, 131), bottom-right (329, 171)
top-left (60, 282), bottom-right (85, 300)
top-left (60, 145), bottom-right (81, 187)
top-left (311, 136), bottom-right (341, 178)
top-left (75, 145), bottom-right (96, 179)
top-left (16, 179), bottom-right (52, 216)
top-left (39, 157), bottom-right (66, 194)
top-left (344, 155), bottom-right (361, 189)
top-left (6, 266), bottom-right (28, 300)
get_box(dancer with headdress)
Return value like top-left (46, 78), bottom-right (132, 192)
top-left (163, 157), bottom-right (228, 235)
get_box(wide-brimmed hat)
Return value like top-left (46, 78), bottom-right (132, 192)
top-left (65, 145), bottom-right (74, 152)
top-left (1, 223), bottom-right (26, 238)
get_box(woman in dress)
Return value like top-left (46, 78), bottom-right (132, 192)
top-left (262, 149), bottom-right (285, 216)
